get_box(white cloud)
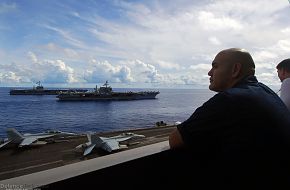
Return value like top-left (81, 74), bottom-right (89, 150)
top-left (198, 11), bottom-right (243, 31)
top-left (156, 60), bottom-right (180, 70)
top-left (84, 60), bottom-right (134, 83)
top-left (125, 60), bottom-right (162, 83)
top-left (256, 72), bottom-right (280, 87)
top-left (281, 27), bottom-right (290, 34)
top-left (276, 40), bottom-right (290, 52)
top-left (41, 59), bottom-right (77, 83)
top-left (208, 37), bottom-right (221, 45)
top-left (253, 51), bottom-right (278, 63)
top-left (0, 71), bottom-right (21, 83)
top-left (189, 64), bottom-right (211, 71)
top-left (85, 59), bottom-right (164, 84)
top-left (0, 52), bottom-right (78, 84)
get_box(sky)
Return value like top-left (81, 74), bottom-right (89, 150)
top-left (0, 0), bottom-right (289, 89)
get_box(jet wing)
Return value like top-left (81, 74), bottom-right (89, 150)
top-left (84, 144), bottom-right (96, 156)
top-left (101, 139), bottom-right (120, 152)
top-left (20, 134), bottom-right (55, 146)
top-left (0, 140), bottom-right (12, 148)
top-left (35, 134), bottom-right (55, 139)
top-left (115, 137), bottom-right (132, 142)
top-left (19, 136), bottom-right (39, 146)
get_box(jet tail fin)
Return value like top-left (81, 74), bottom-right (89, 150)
top-left (90, 133), bottom-right (103, 145)
top-left (81, 133), bottom-right (103, 156)
top-left (6, 128), bottom-right (24, 142)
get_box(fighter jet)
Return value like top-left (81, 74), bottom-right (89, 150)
top-left (76, 132), bottom-right (145, 156)
top-left (0, 128), bottom-right (76, 148)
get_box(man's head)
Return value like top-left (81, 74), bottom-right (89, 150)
top-left (208, 48), bottom-right (255, 92)
top-left (276, 59), bottom-right (290, 82)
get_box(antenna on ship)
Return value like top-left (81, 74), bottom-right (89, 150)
top-left (104, 80), bottom-right (109, 88)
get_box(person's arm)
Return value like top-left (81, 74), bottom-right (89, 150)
top-left (169, 128), bottom-right (185, 149)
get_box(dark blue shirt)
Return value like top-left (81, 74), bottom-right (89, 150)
top-left (178, 75), bottom-right (290, 159)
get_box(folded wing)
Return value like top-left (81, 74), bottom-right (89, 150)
top-left (84, 144), bottom-right (96, 156)
top-left (101, 139), bottom-right (120, 152)
top-left (0, 140), bottom-right (12, 148)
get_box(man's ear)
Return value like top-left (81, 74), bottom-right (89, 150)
top-left (232, 62), bottom-right (242, 78)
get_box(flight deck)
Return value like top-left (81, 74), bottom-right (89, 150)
top-left (0, 125), bottom-right (175, 181)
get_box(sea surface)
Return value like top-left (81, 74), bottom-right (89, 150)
top-left (0, 87), bottom-right (215, 138)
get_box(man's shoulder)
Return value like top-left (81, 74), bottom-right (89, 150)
top-left (206, 90), bottom-right (244, 102)
top-left (203, 92), bottom-right (232, 107)
top-left (282, 78), bottom-right (290, 85)
top-left (227, 79), bottom-right (274, 96)
top-left (281, 78), bottom-right (290, 97)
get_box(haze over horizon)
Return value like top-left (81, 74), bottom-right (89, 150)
top-left (0, 0), bottom-right (289, 89)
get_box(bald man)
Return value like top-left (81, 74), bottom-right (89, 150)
top-left (169, 48), bottom-right (290, 187)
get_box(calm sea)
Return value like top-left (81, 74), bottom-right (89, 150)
top-left (0, 87), bottom-right (215, 138)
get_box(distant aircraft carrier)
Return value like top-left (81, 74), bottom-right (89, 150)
top-left (9, 81), bottom-right (88, 95)
top-left (56, 81), bottom-right (160, 101)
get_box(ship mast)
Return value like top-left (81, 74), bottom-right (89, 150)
top-left (34, 81), bottom-right (43, 90)
top-left (103, 80), bottom-right (109, 88)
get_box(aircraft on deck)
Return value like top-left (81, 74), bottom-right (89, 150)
top-left (0, 128), bottom-right (77, 149)
top-left (76, 132), bottom-right (145, 156)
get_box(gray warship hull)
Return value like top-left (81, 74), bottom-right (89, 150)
top-left (10, 89), bottom-right (87, 95)
top-left (9, 81), bottom-right (87, 95)
top-left (56, 91), bottom-right (159, 101)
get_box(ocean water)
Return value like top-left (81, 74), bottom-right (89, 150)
top-left (0, 87), bottom-right (215, 138)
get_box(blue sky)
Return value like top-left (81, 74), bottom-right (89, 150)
top-left (0, 0), bottom-right (290, 89)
